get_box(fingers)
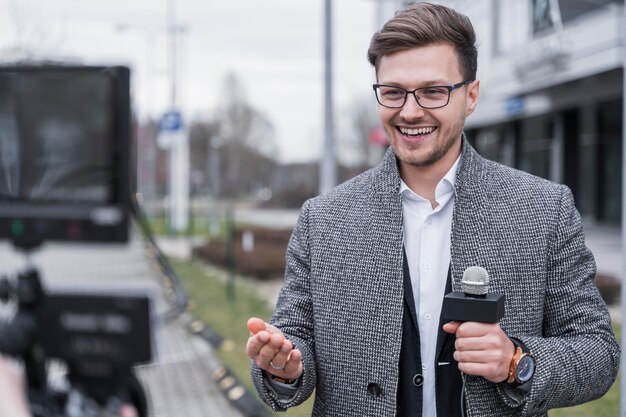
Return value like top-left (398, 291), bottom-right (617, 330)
top-left (245, 318), bottom-right (304, 381)
top-left (0, 356), bottom-right (30, 417)
top-left (255, 333), bottom-right (289, 366)
top-left (442, 321), bottom-right (461, 334)
top-left (283, 348), bottom-right (303, 376)
top-left (454, 360), bottom-right (504, 380)
top-left (119, 404), bottom-right (139, 417)
top-left (266, 335), bottom-right (293, 370)
top-left (247, 317), bottom-right (268, 335)
top-left (245, 318), bottom-right (279, 359)
top-left (247, 317), bottom-right (283, 337)
top-left (446, 321), bottom-right (514, 383)
top-left (453, 343), bottom-right (510, 364)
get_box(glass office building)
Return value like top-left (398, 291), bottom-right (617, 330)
top-left (380, 0), bottom-right (624, 224)
top-left (461, 0), bottom-right (624, 224)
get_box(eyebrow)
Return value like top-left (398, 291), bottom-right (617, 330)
top-left (377, 79), bottom-right (453, 88)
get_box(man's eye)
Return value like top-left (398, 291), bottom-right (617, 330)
top-left (421, 87), bottom-right (447, 96)
top-left (381, 88), bottom-right (405, 97)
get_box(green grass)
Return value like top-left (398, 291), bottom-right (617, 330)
top-left (171, 258), bottom-right (314, 416)
top-left (172, 257), bottom-right (621, 416)
top-left (147, 213), bottom-right (229, 237)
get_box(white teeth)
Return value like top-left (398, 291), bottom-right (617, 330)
top-left (400, 126), bottom-right (435, 136)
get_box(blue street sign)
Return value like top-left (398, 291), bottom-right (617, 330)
top-left (505, 97), bottom-right (524, 116)
top-left (160, 111), bottom-right (183, 132)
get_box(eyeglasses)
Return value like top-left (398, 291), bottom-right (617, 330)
top-left (372, 80), bottom-right (473, 109)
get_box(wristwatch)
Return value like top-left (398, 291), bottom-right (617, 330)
top-left (265, 371), bottom-right (298, 385)
top-left (507, 338), bottom-right (535, 388)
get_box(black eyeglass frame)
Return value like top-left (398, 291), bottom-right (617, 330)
top-left (372, 79), bottom-right (474, 109)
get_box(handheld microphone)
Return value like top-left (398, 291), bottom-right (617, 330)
top-left (442, 266), bottom-right (505, 323)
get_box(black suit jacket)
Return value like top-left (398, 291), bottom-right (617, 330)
top-left (397, 252), bottom-right (463, 416)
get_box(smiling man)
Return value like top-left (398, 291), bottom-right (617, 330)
top-left (245, 3), bottom-right (619, 416)
top-left (373, 41), bottom-right (476, 203)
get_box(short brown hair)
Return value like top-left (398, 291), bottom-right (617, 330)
top-left (367, 2), bottom-right (477, 81)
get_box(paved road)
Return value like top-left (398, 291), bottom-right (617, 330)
top-left (0, 237), bottom-right (249, 417)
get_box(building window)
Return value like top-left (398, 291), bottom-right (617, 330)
top-left (532, 0), bottom-right (558, 33)
top-left (475, 125), bottom-right (516, 168)
top-left (519, 115), bottom-right (553, 180)
top-left (596, 99), bottom-right (622, 224)
top-left (493, 0), bottom-right (530, 55)
top-left (558, 0), bottom-right (623, 24)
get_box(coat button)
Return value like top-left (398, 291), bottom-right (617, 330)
top-left (413, 374), bottom-right (424, 387)
top-left (367, 383), bottom-right (383, 397)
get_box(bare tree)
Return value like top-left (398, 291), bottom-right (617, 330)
top-left (187, 119), bottom-right (221, 195)
top-left (3, 0), bottom-right (66, 61)
top-left (189, 72), bottom-right (278, 199)
top-left (338, 95), bottom-right (385, 173)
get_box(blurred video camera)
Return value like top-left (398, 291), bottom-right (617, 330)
top-left (0, 65), bottom-right (151, 417)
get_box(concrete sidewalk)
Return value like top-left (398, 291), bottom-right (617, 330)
top-left (584, 221), bottom-right (622, 281)
top-left (584, 222), bottom-right (623, 323)
top-left (0, 237), bottom-right (250, 417)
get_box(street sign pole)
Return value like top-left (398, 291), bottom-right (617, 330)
top-left (164, 0), bottom-right (189, 235)
top-left (320, 0), bottom-right (337, 194)
top-left (620, 3), bottom-right (626, 417)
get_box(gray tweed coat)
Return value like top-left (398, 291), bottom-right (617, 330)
top-left (251, 139), bottom-right (619, 416)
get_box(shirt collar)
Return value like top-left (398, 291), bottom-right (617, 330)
top-left (399, 155), bottom-right (461, 201)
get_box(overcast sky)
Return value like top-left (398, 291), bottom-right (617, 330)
top-left (0, 0), bottom-right (381, 163)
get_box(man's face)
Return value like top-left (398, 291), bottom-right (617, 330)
top-left (376, 42), bottom-right (479, 173)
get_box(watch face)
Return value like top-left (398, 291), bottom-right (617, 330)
top-left (517, 355), bottom-right (536, 383)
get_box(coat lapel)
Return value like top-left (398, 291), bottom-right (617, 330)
top-left (368, 147), bottom-right (406, 353)
top-left (450, 138), bottom-right (492, 291)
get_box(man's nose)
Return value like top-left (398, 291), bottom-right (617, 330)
top-left (400, 93), bottom-right (427, 119)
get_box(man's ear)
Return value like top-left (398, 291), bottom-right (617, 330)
top-left (465, 79), bottom-right (480, 116)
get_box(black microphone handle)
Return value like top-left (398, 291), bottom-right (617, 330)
top-left (441, 291), bottom-right (505, 323)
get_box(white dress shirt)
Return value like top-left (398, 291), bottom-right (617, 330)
top-left (400, 157), bottom-right (459, 417)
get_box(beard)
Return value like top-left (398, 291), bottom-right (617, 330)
top-left (390, 119), bottom-right (464, 168)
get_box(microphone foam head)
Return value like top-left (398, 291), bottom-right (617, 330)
top-left (461, 266), bottom-right (489, 296)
